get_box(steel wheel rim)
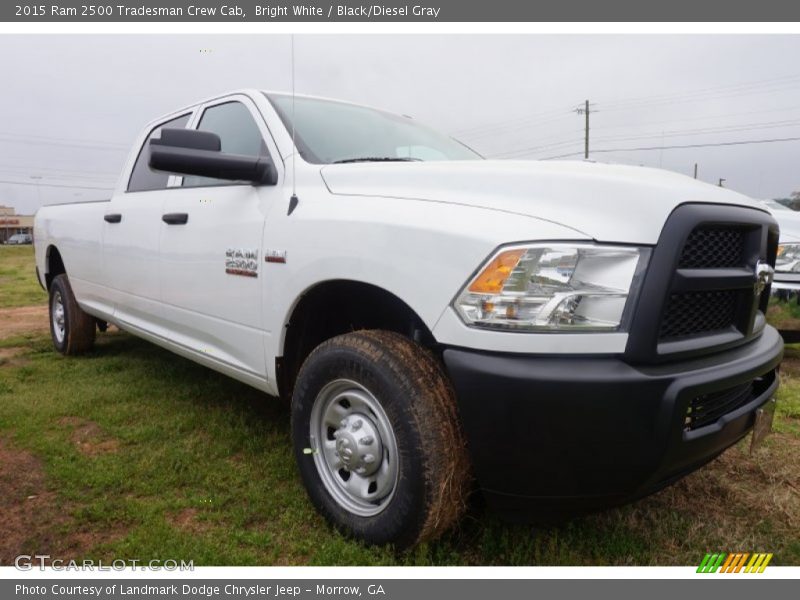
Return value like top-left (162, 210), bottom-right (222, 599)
top-left (52, 291), bottom-right (65, 344)
top-left (309, 378), bottom-right (399, 517)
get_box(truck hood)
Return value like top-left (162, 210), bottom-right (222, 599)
top-left (320, 160), bottom-right (766, 244)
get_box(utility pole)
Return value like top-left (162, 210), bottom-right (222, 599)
top-left (574, 100), bottom-right (593, 159)
top-left (693, 163), bottom-right (698, 179)
top-left (718, 178), bottom-right (726, 187)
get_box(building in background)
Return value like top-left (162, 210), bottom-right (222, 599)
top-left (0, 205), bottom-right (34, 243)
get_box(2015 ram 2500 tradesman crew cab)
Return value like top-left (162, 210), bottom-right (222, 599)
top-left (34, 90), bottom-right (783, 547)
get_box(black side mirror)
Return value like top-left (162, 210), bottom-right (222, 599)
top-left (149, 129), bottom-right (277, 185)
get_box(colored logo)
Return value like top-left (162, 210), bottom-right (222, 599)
top-left (697, 553), bottom-right (773, 573)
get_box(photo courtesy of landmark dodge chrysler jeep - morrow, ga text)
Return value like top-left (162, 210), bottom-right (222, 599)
top-left (34, 90), bottom-right (783, 548)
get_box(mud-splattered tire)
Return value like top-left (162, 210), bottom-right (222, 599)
top-left (291, 330), bottom-right (471, 548)
top-left (49, 273), bottom-right (96, 355)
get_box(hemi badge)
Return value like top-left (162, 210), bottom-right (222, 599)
top-left (265, 250), bottom-right (287, 264)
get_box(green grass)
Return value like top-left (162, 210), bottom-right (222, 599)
top-left (1, 331), bottom-right (798, 566)
top-left (0, 250), bottom-right (798, 566)
top-left (767, 297), bottom-right (800, 331)
top-left (0, 245), bottom-right (46, 308)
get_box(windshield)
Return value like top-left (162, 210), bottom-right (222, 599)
top-left (765, 200), bottom-right (792, 211)
top-left (266, 94), bottom-right (481, 164)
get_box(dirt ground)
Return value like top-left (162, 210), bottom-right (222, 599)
top-left (0, 303), bottom-right (126, 564)
top-left (0, 437), bottom-right (68, 564)
top-left (0, 432), bottom-right (126, 565)
top-left (0, 305), bottom-right (48, 339)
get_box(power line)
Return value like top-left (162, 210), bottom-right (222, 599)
top-left (600, 83), bottom-right (800, 116)
top-left (450, 107), bottom-right (571, 137)
top-left (0, 135), bottom-right (128, 152)
top-left (598, 72), bottom-right (800, 111)
top-left (0, 167), bottom-right (117, 182)
top-left (488, 137), bottom-right (585, 158)
top-left (452, 72), bottom-right (800, 142)
top-left (455, 113), bottom-right (575, 141)
top-left (467, 97), bottom-right (800, 149)
top-left (592, 117), bottom-right (800, 144)
top-left (494, 115), bottom-right (800, 159)
top-left (488, 103), bottom-right (593, 160)
top-left (590, 104), bottom-right (800, 132)
top-left (0, 179), bottom-right (113, 190)
top-left (539, 135), bottom-right (800, 160)
top-left (0, 131), bottom-right (129, 148)
top-left (0, 162), bottom-right (118, 175)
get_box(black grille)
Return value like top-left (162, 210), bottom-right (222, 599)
top-left (626, 204), bottom-right (777, 363)
top-left (678, 227), bottom-right (745, 269)
top-left (685, 381), bottom-right (754, 431)
top-left (659, 290), bottom-right (738, 339)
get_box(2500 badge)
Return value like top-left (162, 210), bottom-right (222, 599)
top-left (225, 248), bottom-right (259, 278)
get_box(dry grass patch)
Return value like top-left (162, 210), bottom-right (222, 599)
top-left (58, 416), bottom-right (120, 456)
top-left (611, 433), bottom-right (800, 564)
top-left (0, 346), bottom-right (29, 368)
top-left (0, 305), bottom-right (48, 340)
top-left (169, 507), bottom-right (207, 534)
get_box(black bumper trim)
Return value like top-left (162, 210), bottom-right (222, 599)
top-left (443, 326), bottom-right (783, 516)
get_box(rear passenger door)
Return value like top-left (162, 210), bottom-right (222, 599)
top-left (157, 96), bottom-right (282, 384)
top-left (103, 112), bottom-right (192, 335)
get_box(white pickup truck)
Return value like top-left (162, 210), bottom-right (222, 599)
top-left (763, 200), bottom-right (800, 297)
top-left (34, 89), bottom-right (783, 547)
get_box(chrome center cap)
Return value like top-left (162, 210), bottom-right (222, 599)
top-left (334, 413), bottom-right (383, 476)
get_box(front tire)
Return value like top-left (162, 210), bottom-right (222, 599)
top-left (49, 273), bottom-right (96, 355)
top-left (291, 330), bottom-right (471, 548)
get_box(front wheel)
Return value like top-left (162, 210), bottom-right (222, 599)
top-left (291, 330), bottom-right (471, 548)
top-left (49, 273), bottom-right (96, 355)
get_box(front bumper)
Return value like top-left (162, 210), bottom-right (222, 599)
top-left (772, 273), bottom-right (800, 292)
top-left (442, 325), bottom-right (783, 517)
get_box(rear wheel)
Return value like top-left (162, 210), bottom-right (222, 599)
top-left (291, 330), bottom-right (471, 547)
top-left (49, 274), bottom-right (96, 355)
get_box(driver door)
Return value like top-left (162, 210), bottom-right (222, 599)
top-left (157, 96), bottom-right (282, 385)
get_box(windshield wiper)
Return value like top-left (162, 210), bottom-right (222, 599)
top-left (333, 157), bottom-right (423, 164)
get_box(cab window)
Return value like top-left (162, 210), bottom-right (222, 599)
top-left (127, 113), bottom-right (191, 192)
top-left (182, 101), bottom-right (268, 188)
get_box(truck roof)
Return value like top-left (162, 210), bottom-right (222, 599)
top-left (145, 88), bottom-right (410, 131)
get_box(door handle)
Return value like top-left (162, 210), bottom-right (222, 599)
top-left (162, 213), bottom-right (189, 225)
top-left (103, 213), bottom-right (122, 223)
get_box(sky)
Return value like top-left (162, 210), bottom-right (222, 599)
top-left (1, 34), bottom-right (799, 214)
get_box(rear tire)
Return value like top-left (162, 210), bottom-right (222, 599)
top-left (291, 330), bottom-right (471, 548)
top-left (49, 273), bottom-right (96, 355)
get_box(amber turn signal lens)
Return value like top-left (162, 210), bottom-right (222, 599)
top-left (468, 248), bottom-right (525, 293)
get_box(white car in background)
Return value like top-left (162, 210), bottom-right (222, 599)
top-left (762, 200), bottom-right (800, 298)
top-left (6, 232), bottom-right (32, 245)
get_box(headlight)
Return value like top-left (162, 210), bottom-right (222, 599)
top-left (454, 243), bottom-right (649, 332)
top-left (776, 243), bottom-right (800, 273)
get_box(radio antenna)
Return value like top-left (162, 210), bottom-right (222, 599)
top-left (288, 34), bottom-right (299, 215)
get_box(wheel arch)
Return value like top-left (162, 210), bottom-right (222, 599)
top-left (44, 245), bottom-right (66, 290)
top-left (277, 279), bottom-right (437, 399)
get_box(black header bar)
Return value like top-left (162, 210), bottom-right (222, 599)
top-left (3, 0), bottom-right (800, 22)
